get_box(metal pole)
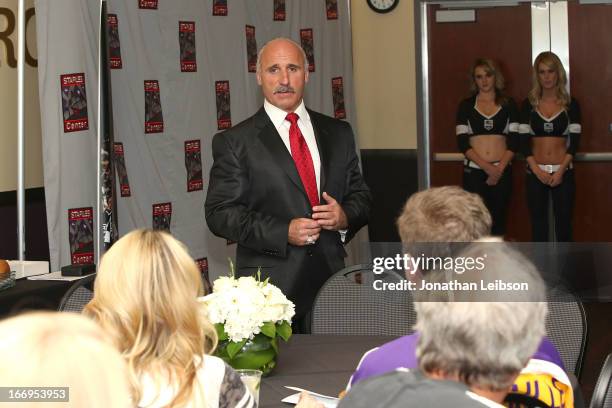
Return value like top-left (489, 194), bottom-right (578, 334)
top-left (17, 0), bottom-right (26, 261)
top-left (419, 2), bottom-right (431, 189)
top-left (95, 0), bottom-right (103, 267)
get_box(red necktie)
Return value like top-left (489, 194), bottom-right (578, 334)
top-left (286, 112), bottom-right (319, 207)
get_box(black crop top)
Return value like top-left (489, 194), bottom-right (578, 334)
top-left (519, 97), bottom-right (581, 157)
top-left (455, 95), bottom-right (519, 154)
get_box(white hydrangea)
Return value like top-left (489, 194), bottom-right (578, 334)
top-left (198, 275), bottom-right (295, 343)
top-left (213, 276), bottom-right (238, 293)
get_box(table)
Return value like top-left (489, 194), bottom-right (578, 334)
top-left (0, 278), bottom-right (72, 317)
top-left (261, 335), bottom-right (395, 408)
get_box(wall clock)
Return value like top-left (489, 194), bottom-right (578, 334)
top-left (366, 0), bottom-right (399, 14)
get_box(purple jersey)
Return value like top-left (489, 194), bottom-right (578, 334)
top-left (348, 333), bottom-right (565, 389)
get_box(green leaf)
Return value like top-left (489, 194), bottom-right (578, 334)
top-left (270, 336), bottom-right (279, 354)
top-left (219, 334), bottom-right (279, 375)
top-left (260, 321), bottom-right (276, 338)
top-left (262, 277), bottom-right (270, 286)
top-left (215, 323), bottom-right (229, 341)
top-left (276, 320), bottom-right (292, 342)
top-left (243, 333), bottom-right (274, 351)
top-left (257, 267), bottom-right (261, 282)
top-left (230, 347), bottom-right (276, 372)
top-left (226, 339), bottom-right (247, 359)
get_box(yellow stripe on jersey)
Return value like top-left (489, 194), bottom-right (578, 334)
top-left (507, 373), bottom-right (573, 408)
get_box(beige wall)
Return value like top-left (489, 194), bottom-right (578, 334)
top-left (0, 0), bottom-right (43, 192)
top-left (351, 0), bottom-right (417, 150)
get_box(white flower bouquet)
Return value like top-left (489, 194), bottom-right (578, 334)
top-left (199, 262), bottom-right (295, 374)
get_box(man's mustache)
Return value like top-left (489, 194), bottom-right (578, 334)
top-left (273, 85), bottom-right (295, 94)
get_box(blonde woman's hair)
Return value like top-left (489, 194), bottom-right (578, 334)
top-left (528, 51), bottom-right (570, 108)
top-left (0, 312), bottom-right (131, 408)
top-left (84, 229), bottom-right (217, 408)
top-left (468, 58), bottom-right (508, 105)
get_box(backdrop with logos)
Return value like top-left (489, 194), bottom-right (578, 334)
top-left (37, 0), bottom-right (361, 280)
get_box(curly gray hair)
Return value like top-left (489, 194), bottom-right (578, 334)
top-left (415, 241), bottom-right (548, 391)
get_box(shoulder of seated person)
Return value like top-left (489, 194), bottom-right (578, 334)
top-left (199, 354), bottom-right (226, 369)
top-left (341, 370), bottom-right (490, 408)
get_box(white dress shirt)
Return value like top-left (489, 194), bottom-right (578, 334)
top-left (263, 99), bottom-right (347, 241)
top-left (263, 98), bottom-right (321, 194)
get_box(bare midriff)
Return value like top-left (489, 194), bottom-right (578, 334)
top-left (532, 137), bottom-right (567, 164)
top-left (469, 134), bottom-right (507, 162)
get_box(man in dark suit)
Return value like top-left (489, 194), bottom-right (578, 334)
top-left (205, 38), bottom-right (371, 332)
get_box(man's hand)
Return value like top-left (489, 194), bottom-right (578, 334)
top-left (288, 218), bottom-right (321, 246)
top-left (312, 192), bottom-right (348, 231)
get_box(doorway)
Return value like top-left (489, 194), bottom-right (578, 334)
top-left (416, 0), bottom-right (612, 241)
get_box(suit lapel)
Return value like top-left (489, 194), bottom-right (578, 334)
top-left (254, 107), bottom-right (309, 200)
top-left (309, 109), bottom-right (331, 195)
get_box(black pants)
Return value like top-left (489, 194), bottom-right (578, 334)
top-left (463, 164), bottom-right (512, 236)
top-left (526, 168), bottom-right (575, 242)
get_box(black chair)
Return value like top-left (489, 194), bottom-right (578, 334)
top-left (545, 286), bottom-right (587, 377)
top-left (311, 264), bottom-right (416, 336)
top-left (591, 353), bottom-right (612, 408)
top-left (504, 393), bottom-right (553, 408)
top-left (57, 273), bottom-right (96, 313)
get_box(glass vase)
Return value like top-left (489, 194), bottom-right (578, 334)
top-left (214, 332), bottom-right (278, 376)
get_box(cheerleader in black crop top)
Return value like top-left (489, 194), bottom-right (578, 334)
top-left (520, 98), bottom-right (580, 158)
top-left (520, 51), bottom-right (580, 242)
top-left (456, 59), bottom-right (519, 235)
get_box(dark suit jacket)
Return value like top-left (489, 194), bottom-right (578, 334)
top-left (205, 107), bottom-right (371, 317)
